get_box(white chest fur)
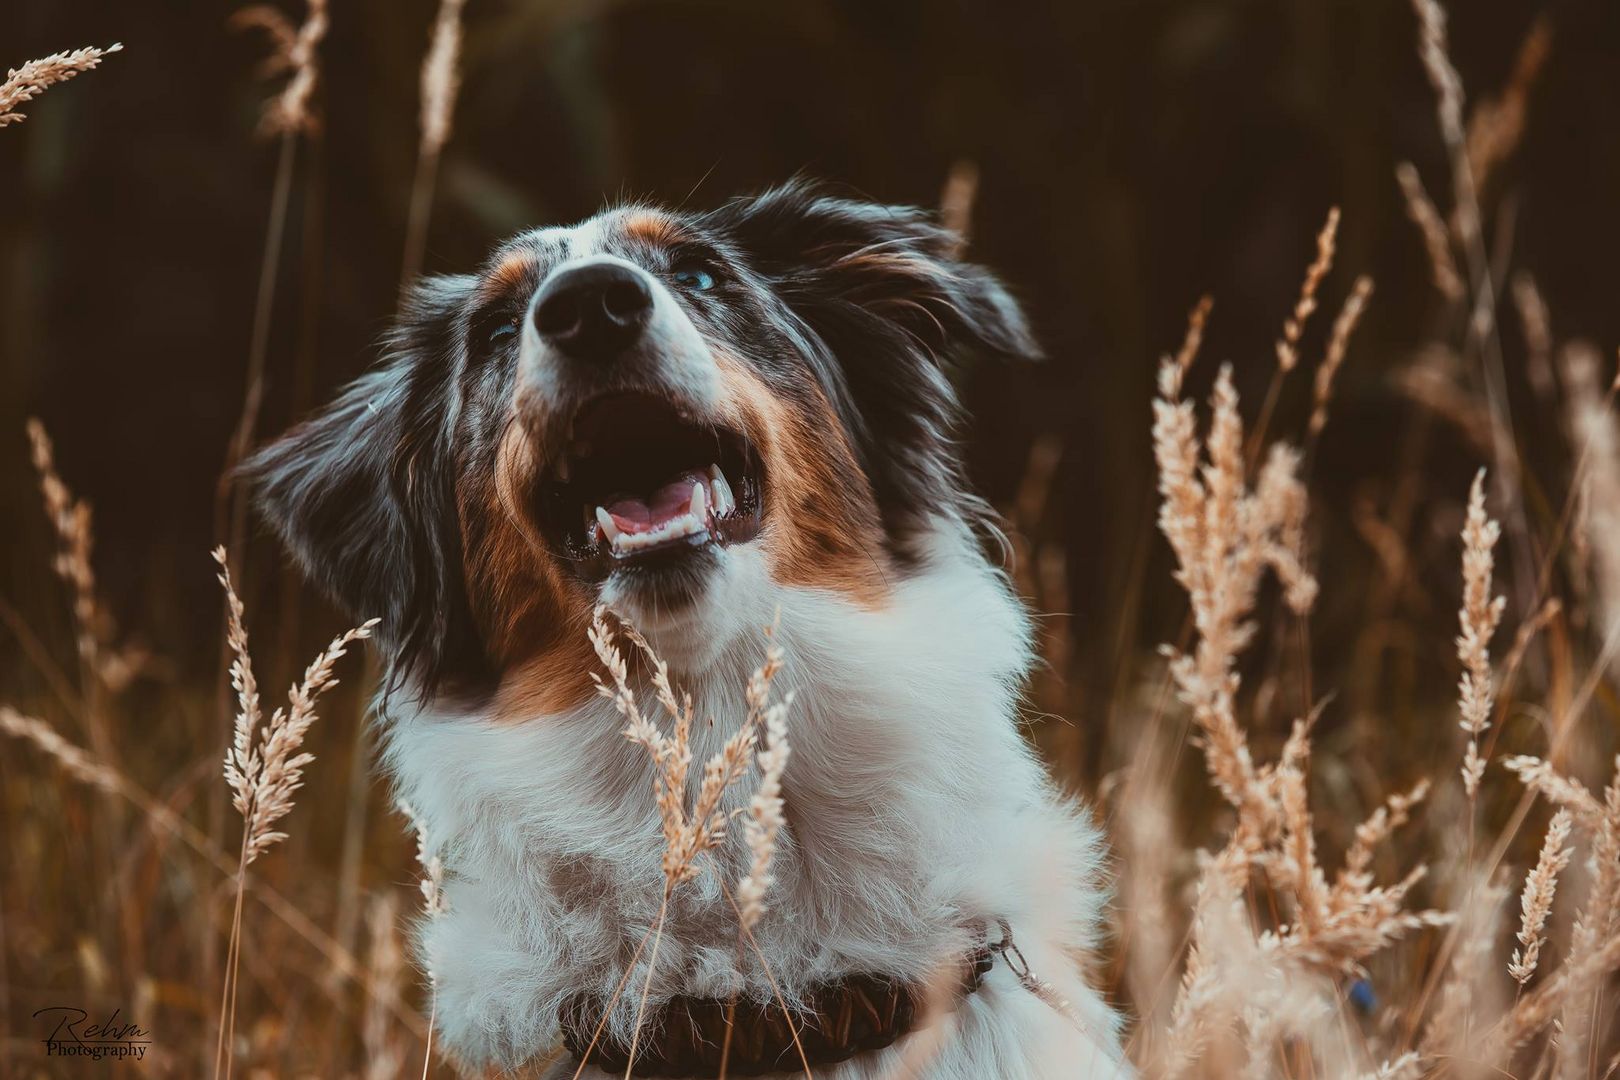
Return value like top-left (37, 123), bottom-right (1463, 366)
top-left (382, 531), bottom-right (1129, 1077)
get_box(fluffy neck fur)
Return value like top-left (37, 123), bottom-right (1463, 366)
top-left (382, 523), bottom-right (1128, 1076)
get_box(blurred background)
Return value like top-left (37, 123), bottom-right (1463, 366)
top-left (4, 0), bottom-right (1620, 1071)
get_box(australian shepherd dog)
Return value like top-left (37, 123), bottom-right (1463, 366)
top-left (248, 181), bottom-right (1129, 1078)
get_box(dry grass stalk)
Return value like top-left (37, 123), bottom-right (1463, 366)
top-left (1160, 838), bottom-right (1250, 1074)
top-left (419, 0), bottom-right (467, 157)
top-left (1424, 878), bottom-right (1510, 1064)
top-left (1361, 1052), bottom-right (1421, 1080)
top-left (939, 159), bottom-right (980, 256)
top-left (1153, 361), bottom-right (1316, 828)
top-left (1266, 739), bottom-right (1450, 975)
top-left (1509, 808), bottom-right (1573, 985)
top-left (218, 1), bottom-right (323, 586)
top-left (1466, 17), bottom-right (1552, 202)
top-left (1489, 755), bottom-right (1620, 1067)
top-left (1410, 0), bottom-right (1465, 152)
top-left (1163, 295), bottom-right (1213, 400)
top-left (1250, 211), bottom-right (1341, 461)
top-left (1117, 762), bottom-right (1178, 1030)
top-left (216, 547), bottom-right (378, 865)
top-left (401, 0), bottom-right (469, 286)
top-left (233, 0), bottom-right (329, 135)
top-left (737, 675), bottom-right (792, 933)
top-left (1511, 272), bottom-right (1555, 398)
top-left (1562, 342), bottom-right (1620, 649)
top-left (0, 705), bottom-right (121, 794)
top-left (1342, 779), bottom-right (1429, 885)
top-left (1276, 207), bottom-right (1340, 373)
top-left (1554, 757), bottom-right (1620, 1075)
top-left (589, 606), bottom-right (786, 896)
top-left (1492, 932), bottom-right (1620, 1063)
top-left (0, 43), bottom-right (121, 127)
top-left (1161, 784), bottom-right (1445, 1078)
top-left (1497, 597), bottom-right (1562, 709)
top-left (213, 544), bottom-right (376, 1080)
top-left (1151, 359), bottom-right (1447, 1077)
top-left (217, 2), bottom-right (330, 652)
top-left (1308, 275), bottom-right (1374, 437)
top-left (1395, 162), bottom-right (1466, 303)
top-left (1392, 348), bottom-right (1496, 457)
top-left (1503, 756), bottom-right (1606, 832)
top-left (398, 800), bottom-right (448, 922)
top-left (1404, 0), bottom-right (1538, 640)
top-left (585, 607), bottom-right (799, 1076)
top-left (1457, 470), bottom-right (1506, 800)
top-left (25, 420), bottom-right (98, 666)
top-left (1008, 433), bottom-right (1075, 747)
top-left (589, 607), bottom-right (699, 890)
top-left (397, 800), bottom-right (446, 1079)
top-left (363, 891), bottom-right (408, 1080)
top-left (26, 419), bottom-right (144, 692)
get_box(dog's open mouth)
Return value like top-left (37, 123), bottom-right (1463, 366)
top-left (534, 393), bottom-right (764, 576)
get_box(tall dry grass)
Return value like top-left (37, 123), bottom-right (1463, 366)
top-left (214, 545), bottom-right (376, 1080)
top-left (0, 43), bottom-right (121, 127)
top-left (4, 3), bottom-right (1620, 1077)
top-left (401, 0), bottom-right (469, 288)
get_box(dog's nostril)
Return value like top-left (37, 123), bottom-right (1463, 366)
top-left (535, 292), bottom-right (582, 338)
top-left (602, 280), bottom-right (651, 324)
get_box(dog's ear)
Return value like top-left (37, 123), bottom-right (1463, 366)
top-left (241, 275), bottom-right (487, 697)
top-left (709, 180), bottom-right (1038, 561)
top-left (710, 178), bottom-right (1040, 364)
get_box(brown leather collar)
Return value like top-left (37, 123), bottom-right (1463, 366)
top-left (560, 935), bottom-right (1002, 1077)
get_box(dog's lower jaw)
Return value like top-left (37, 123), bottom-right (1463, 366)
top-left (384, 522), bottom-right (1131, 1078)
top-left (596, 542), bottom-right (777, 670)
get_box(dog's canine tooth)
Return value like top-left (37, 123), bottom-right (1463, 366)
top-left (691, 480), bottom-right (708, 524)
top-left (707, 464), bottom-right (734, 516)
top-left (595, 506), bottom-right (621, 546)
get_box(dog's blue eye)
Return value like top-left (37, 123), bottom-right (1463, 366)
top-left (671, 264), bottom-right (716, 291)
top-left (487, 322), bottom-right (518, 346)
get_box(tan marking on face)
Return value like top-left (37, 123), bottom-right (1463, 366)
top-left (712, 351), bottom-right (892, 606)
top-left (455, 422), bottom-right (597, 720)
top-left (481, 251), bottom-right (538, 302)
top-left (616, 209), bottom-right (685, 249)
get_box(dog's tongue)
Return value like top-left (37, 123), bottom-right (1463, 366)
top-left (602, 469), bottom-right (708, 534)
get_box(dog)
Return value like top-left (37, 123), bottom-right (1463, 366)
top-left (247, 180), bottom-right (1129, 1078)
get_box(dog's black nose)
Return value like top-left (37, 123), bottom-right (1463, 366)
top-left (533, 261), bottom-right (653, 359)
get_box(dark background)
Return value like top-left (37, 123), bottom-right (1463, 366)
top-left (4, 0), bottom-right (1618, 774)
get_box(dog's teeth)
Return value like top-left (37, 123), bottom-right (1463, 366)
top-left (595, 506), bottom-right (621, 545)
top-left (707, 464), bottom-right (735, 516)
top-left (594, 481), bottom-right (720, 559)
top-left (556, 457), bottom-right (572, 482)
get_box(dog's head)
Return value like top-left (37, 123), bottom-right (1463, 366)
top-left (246, 181), bottom-right (1037, 701)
